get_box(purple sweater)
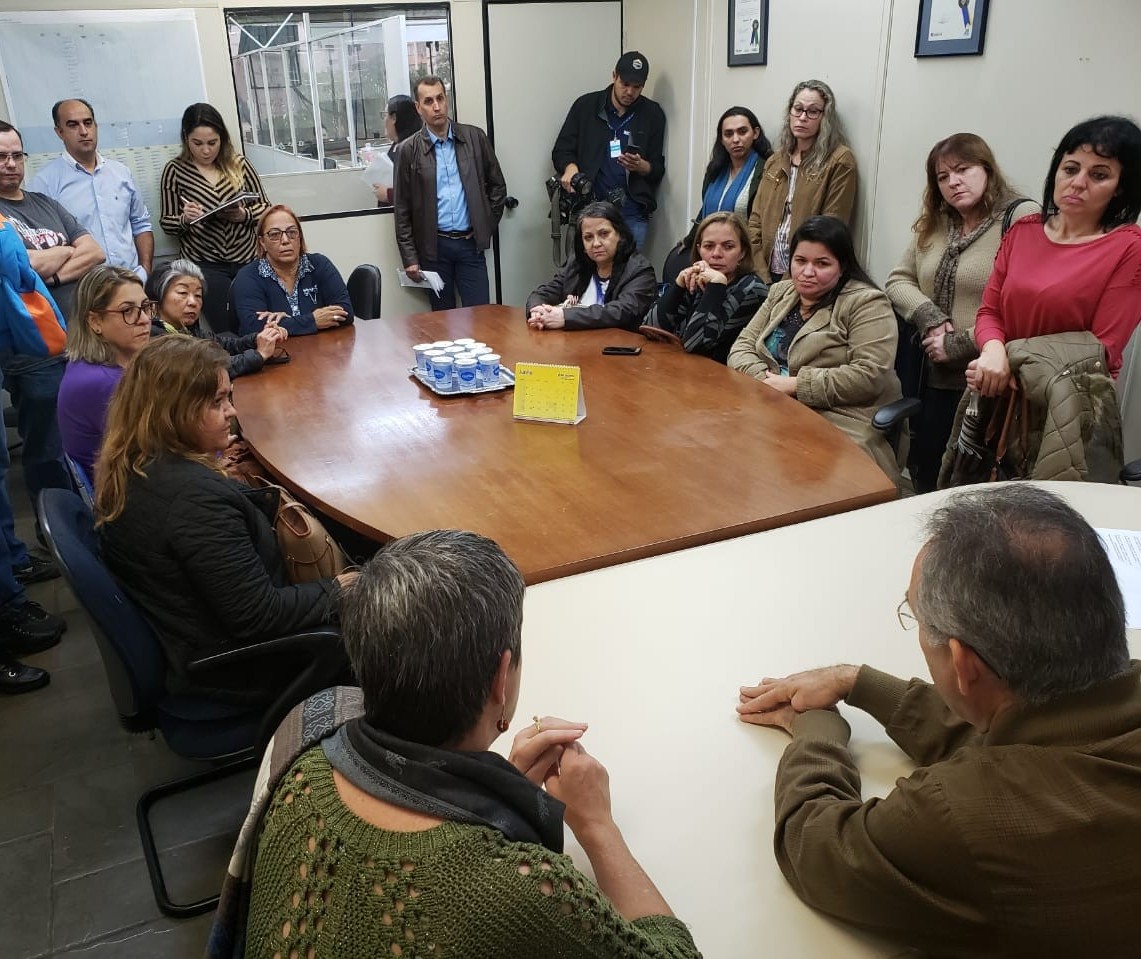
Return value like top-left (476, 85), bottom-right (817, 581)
top-left (57, 360), bottom-right (124, 481)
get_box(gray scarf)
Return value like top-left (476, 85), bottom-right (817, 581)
top-left (931, 213), bottom-right (997, 317)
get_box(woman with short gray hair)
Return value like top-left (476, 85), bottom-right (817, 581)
top-left (146, 258), bottom-right (286, 379)
top-left (242, 529), bottom-right (702, 958)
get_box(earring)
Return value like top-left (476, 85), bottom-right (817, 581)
top-left (496, 716), bottom-right (509, 733)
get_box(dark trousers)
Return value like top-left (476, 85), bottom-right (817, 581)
top-left (423, 236), bottom-right (490, 311)
top-left (196, 260), bottom-right (244, 334)
top-left (909, 384), bottom-right (966, 493)
top-left (0, 352), bottom-right (70, 607)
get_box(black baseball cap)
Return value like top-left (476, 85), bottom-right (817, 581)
top-left (615, 51), bottom-right (649, 84)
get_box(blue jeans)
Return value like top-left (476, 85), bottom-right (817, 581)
top-left (0, 352), bottom-right (70, 513)
top-left (627, 215), bottom-right (649, 252)
top-left (423, 236), bottom-right (490, 311)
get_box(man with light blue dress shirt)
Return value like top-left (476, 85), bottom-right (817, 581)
top-left (393, 76), bottom-right (507, 311)
top-left (29, 98), bottom-right (153, 280)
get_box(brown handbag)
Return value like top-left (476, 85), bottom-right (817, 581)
top-left (246, 474), bottom-right (351, 584)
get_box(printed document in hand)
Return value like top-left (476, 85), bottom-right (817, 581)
top-left (360, 153), bottom-right (394, 191)
top-left (398, 269), bottom-right (445, 294)
top-left (1097, 528), bottom-right (1141, 628)
top-left (189, 192), bottom-right (261, 225)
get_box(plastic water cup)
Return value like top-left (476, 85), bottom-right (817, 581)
top-left (423, 350), bottom-right (446, 379)
top-left (468, 342), bottom-right (487, 352)
top-left (468, 346), bottom-right (492, 358)
top-left (453, 338), bottom-right (476, 347)
top-left (477, 353), bottom-right (501, 386)
top-left (413, 343), bottom-right (434, 372)
top-left (455, 357), bottom-right (479, 392)
top-left (443, 345), bottom-right (466, 357)
top-left (431, 340), bottom-right (454, 350)
top-left (432, 354), bottom-right (455, 391)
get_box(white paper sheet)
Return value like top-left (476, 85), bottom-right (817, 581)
top-left (397, 269), bottom-right (445, 294)
top-left (1097, 528), bottom-right (1141, 628)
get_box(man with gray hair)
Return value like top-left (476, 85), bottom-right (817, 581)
top-left (737, 485), bottom-right (1139, 957)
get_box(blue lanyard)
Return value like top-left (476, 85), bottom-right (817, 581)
top-left (593, 274), bottom-right (607, 302)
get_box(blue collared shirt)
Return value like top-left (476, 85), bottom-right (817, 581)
top-left (28, 152), bottom-right (152, 278)
top-left (428, 126), bottom-right (470, 233)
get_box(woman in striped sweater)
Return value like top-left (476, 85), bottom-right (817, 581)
top-left (159, 103), bottom-right (269, 333)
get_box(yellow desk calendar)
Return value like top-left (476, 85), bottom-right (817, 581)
top-left (512, 363), bottom-right (587, 425)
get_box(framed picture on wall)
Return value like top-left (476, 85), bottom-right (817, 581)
top-left (728, 0), bottom-right (768, 67)
top-left (915, 0), bottom-right (990, 57)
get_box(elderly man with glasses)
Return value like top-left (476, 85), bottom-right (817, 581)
top-left (737, 485), bottom-right (1141, 958)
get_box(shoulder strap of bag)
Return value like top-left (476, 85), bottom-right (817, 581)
top-left (1002, 198), bottom-right (1034, 236)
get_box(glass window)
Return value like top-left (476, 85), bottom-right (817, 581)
top-left (225, 6), bottom-right (452, 189)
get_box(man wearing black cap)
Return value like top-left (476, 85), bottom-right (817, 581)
top-left (552, 51), bottom-right (666, 250)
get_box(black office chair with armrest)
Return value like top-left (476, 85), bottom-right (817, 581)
top-left (872, 312), bottom-right (924, 462)
top-left (37, 487), bottom-right (348, 918)
top-left (347, 263), bottom-right (382, 320)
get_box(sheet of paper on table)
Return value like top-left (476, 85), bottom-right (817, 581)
top-left (398, 269), bottom-right (445, 294)
top-left (1097, 528), bottom-right (1141, 628)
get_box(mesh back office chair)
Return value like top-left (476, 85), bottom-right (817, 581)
top-left (347, 263), bottom-right (382, 320)
top-left (38, 487), bottom-right (347, 917)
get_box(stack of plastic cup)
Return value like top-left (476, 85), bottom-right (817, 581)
top-left (477, 353), bottom-right (501, 386)
top-left (413, 344), bottom-right (434, 373)
top-left (455, 357), bottom-right (479, 391)
top-left (432, 354), bottom-right (455, 392)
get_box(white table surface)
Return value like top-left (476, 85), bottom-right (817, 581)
top-left (502, 482), bottom-right (1141, 958)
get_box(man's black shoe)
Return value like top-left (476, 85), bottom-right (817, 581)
top-left (0, 660), bottom-right (49, 694)
top-left (15, 554), bottom-right (61, 586)
top-left (0, 600), bottom-right (65, 654)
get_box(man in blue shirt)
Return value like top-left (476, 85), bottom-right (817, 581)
top-left (552, 52), bottom-right (667, 251)
top-left (30, 98), bottom-right (153, 280)
top-left (393, 77), bottom-right (507, 311)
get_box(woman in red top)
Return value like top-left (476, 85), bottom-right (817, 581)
top-left (970, 115), bottom-right (1141, 396)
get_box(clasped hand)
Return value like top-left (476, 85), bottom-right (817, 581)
top-left (676, 260), bottom-right (727, 293)
top-left (528, 303), bottom-right (566, 330)
top-left (508, 715), bottom-right (614, 834)
top-left (736, 664), bottom-right (859, 733)
top-left (921, 321), bottom-right (954, 364)
top-left (254, 316), bottom-right (289, 360)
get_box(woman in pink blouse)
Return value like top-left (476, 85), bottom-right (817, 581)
top-left (970, 115), bottom-right (1141, 396)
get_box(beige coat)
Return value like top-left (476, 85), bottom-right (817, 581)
top-left (728, 280), bottom-right (902, 482)
top-left (747, 145), bottom-right (858, 283)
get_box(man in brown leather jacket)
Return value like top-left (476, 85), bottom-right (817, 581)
top-left (393, 76), bottom-right (507, 311)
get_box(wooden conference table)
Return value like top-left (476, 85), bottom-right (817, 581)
top-left (234, 305), bottom-right (895, 583)
top-left (506, 482), bottom-right (1141, 958)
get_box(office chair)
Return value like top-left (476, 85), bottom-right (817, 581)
top-left (38, 487), bottom-right (347, 918)
top-left (347, 263), bottom-right (382, 320)
top-left (872, 312), bottom-right (923, 461)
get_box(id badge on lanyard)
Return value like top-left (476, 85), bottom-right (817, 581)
top-left (609, 138), bottom-right (622, 159)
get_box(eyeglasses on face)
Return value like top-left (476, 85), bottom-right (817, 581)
top-left (897, 594), bottom-right (918, 631)
top-left (98, 301), bottom-right (156, 325)
top-left (790, 105), bottom-right (824, 120)
top-left (0, 151), bottom-right (28, 164)
top-left (262, 227), bottom-right (300, 242)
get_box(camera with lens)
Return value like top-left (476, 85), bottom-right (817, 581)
top-left (544, 171), bottom-right (594, 225)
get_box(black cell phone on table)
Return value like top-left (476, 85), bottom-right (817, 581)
top-left (602, 346), bottom-right (641, 355)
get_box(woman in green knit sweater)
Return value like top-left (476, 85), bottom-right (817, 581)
top-left (885, 133), bottom-right (1033, 492)
top-left (244, 530), bottom-right (700, 959)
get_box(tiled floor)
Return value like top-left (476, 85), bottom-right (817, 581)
top-left (0, 459), bottom-right (255, 958)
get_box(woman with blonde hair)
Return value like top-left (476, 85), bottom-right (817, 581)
top-left (885, 133), bottom-right (1030, 492)
top-left (159, 103), bottom-right (270, 331)
top-left (747, 79), bottom-right (857, 283)
top-left (97, 336), bottom-right (355, 703)
top-left (57, 265), bottom-right (153, 481)
top-left (230, 204), bottom-right (353, 336)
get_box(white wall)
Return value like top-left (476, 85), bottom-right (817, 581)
top-left (628, 0), bottom-right (1141, 283)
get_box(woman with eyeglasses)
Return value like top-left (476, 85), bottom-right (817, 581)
top-left (747, 80), bottom-right (857, 284)
top-left (147, 259), bottom-right (287, 379)
top-left (57, 265), bottom-right (154, 481)
top-left (159, 103), bottom-right (270, 332)
top-left (229, 204), bottom-right (353, 336)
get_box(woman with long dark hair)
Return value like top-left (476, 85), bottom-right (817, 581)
top-left (730, 215), bottom-right (901, 482)
top-left (159, 103), bottom-right (270, 330)
top-left (525, 201), bottom-right (656, 330)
